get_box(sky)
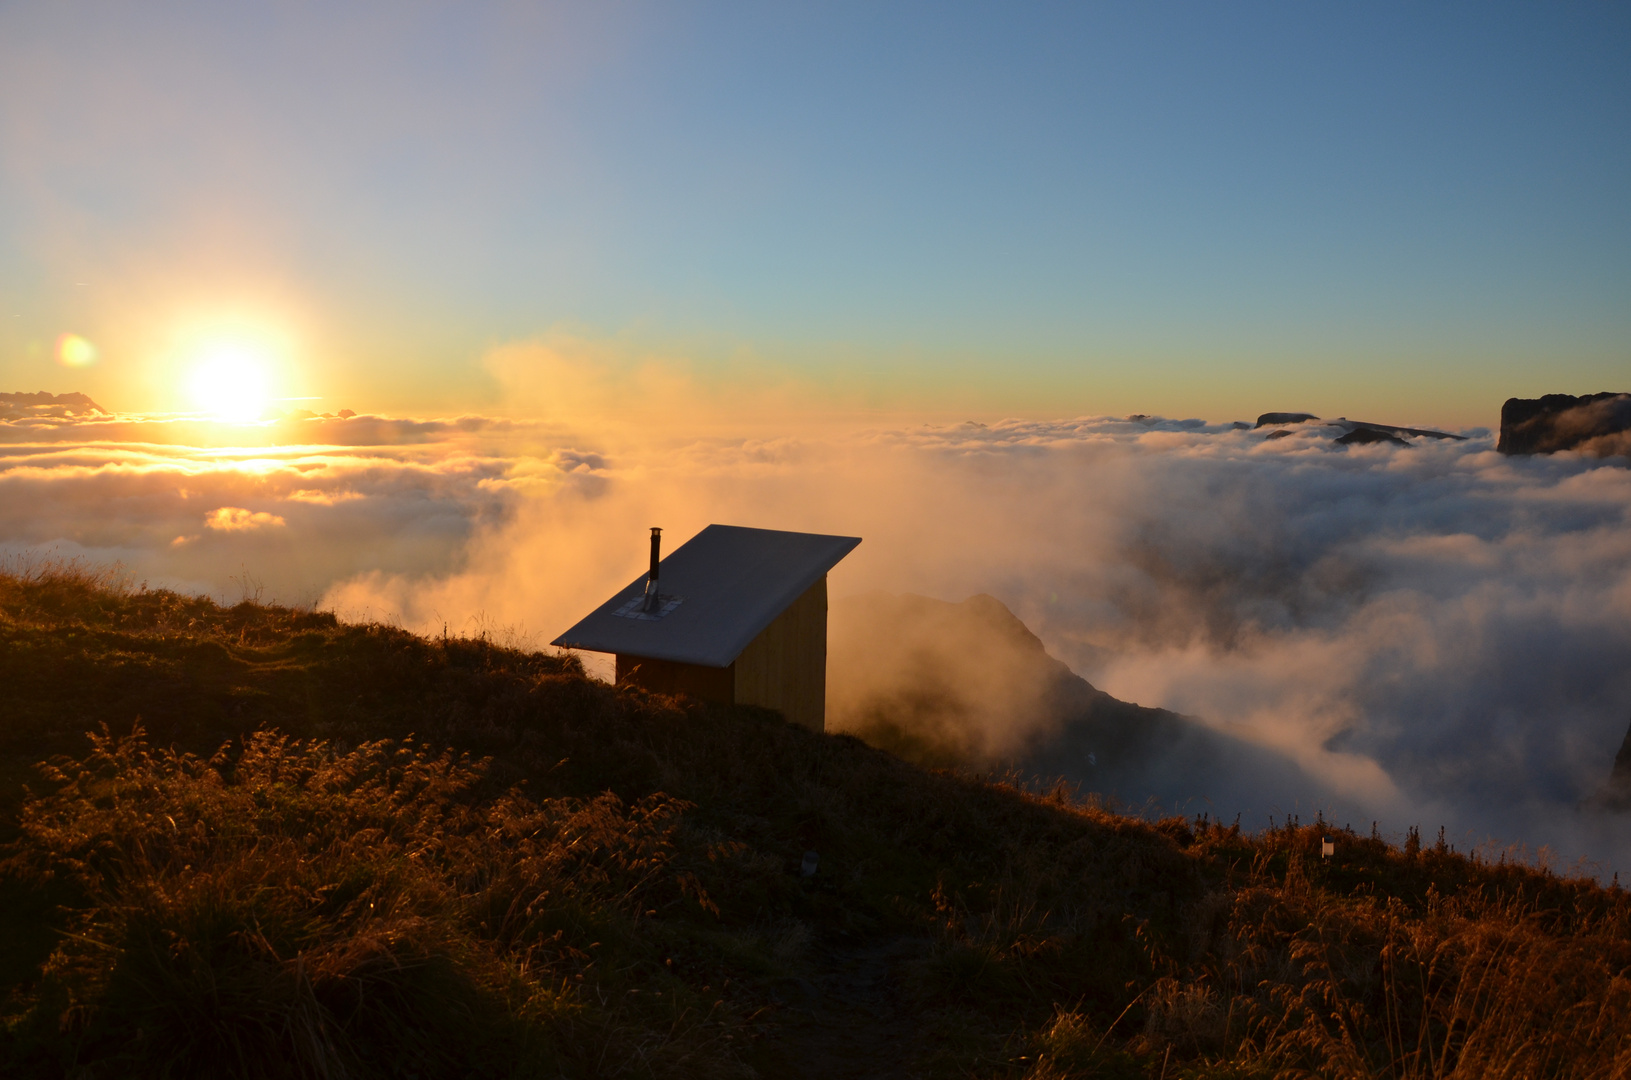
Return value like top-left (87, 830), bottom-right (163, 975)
top-left (2, 1), bottom-right (1628, 425)
top-left (3, 4), bottom-right (1631, 872)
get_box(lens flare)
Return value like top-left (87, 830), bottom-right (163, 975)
top-left (56, 333), bottom-right (98, 368)
top-left (189, 345), bottom-right (272, 422)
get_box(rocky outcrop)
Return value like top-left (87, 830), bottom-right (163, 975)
top-left (1255, 412), bottom-right (1319, 428)
top-left (828, 592), bottom-right (1324, 812)
top-left (1498, 393), bottom-right (1631, 456)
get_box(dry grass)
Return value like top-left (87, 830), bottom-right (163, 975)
top-left (1016, 821), bottom-right (1631, 1079)
top-left (2, 561), bottom-right (1629, 1078)
top-left (4, 727), bottom-right (750, 1079)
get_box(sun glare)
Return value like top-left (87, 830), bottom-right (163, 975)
top-left (188, 345), bottom-right (273, 422)
top-left (56, 333), bottom-right (99, 368)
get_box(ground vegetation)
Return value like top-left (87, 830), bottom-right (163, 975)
top-left (2, 560), bottom-right (1628, 1078)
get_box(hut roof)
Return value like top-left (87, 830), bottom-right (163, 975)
top-left (551, 524), bottom-right (861, 668)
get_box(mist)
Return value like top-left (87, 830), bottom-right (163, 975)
top-left (7, 372), bottom-right (1631, 874)
top-left (323, 410), bottom-right (1631, 875)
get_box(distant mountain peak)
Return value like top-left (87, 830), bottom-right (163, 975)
top-left (1, 391), bottom-right (109, 420)
top-left (827, 590), bottom-right (1324, 813)
top-left (1253, 411), bottom-right (1463, 445)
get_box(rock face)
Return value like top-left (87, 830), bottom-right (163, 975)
top-left (827, 592), bottom-right (1324, 813)
top-left (1498, 393), bottom-right (1631, 456)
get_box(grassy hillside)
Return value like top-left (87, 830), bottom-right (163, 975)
top-left (2, 562), bottom-right (1629, 1079)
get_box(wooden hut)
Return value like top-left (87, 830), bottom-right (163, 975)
top-left (551, 524), bottom-right (861, 732)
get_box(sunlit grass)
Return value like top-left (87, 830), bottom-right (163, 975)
top-left (1, 561), bottom-right (1628, 1078)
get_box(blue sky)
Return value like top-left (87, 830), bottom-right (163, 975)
top-left (1, 1), bottom-right (1626, 424)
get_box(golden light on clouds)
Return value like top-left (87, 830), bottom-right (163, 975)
top-left (287, 489), bottom-right (365, 505)
top-left (203, 506), bottom-right (286, 531)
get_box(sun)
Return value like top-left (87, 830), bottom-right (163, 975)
top-left (188, 344), bottom-right (273, 422)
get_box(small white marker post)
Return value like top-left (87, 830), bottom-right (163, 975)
top-left (1321, 837), bottom-right (1335, 861)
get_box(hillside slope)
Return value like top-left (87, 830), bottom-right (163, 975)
top-left (830, 592), bottom-right (1325, 815)
top-left (2, 563), bottom-right (1630, 1079)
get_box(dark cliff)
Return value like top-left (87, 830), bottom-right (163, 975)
top-left (1498, 393), bottom-right (1631, 456)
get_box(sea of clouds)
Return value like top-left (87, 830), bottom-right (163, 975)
top-left (6, 383), bottom-right (1631, 875)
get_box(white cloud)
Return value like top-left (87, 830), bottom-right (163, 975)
top-left (6, 392), bottom-right (1631, 874)
top-left (317, 411), bottom-right (1631, 870)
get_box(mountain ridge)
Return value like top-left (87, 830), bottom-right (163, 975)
top-left (830, 591), bottom-right (1330, 817)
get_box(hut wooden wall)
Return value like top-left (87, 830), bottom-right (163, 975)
top-left (732, 576), bottom-right (827, 732)
top-left (615, 653), bottom-right (734, 703)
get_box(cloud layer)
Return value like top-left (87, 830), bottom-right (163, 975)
top-left (0, 405), bottom-right (599, 605)
top-left (317, 411), bottom-right (1631, 872)
top-left (7, 394), bottom-right (1631, 873)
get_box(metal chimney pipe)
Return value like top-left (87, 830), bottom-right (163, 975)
top-left (642, 527), bottom-right (662, 611)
